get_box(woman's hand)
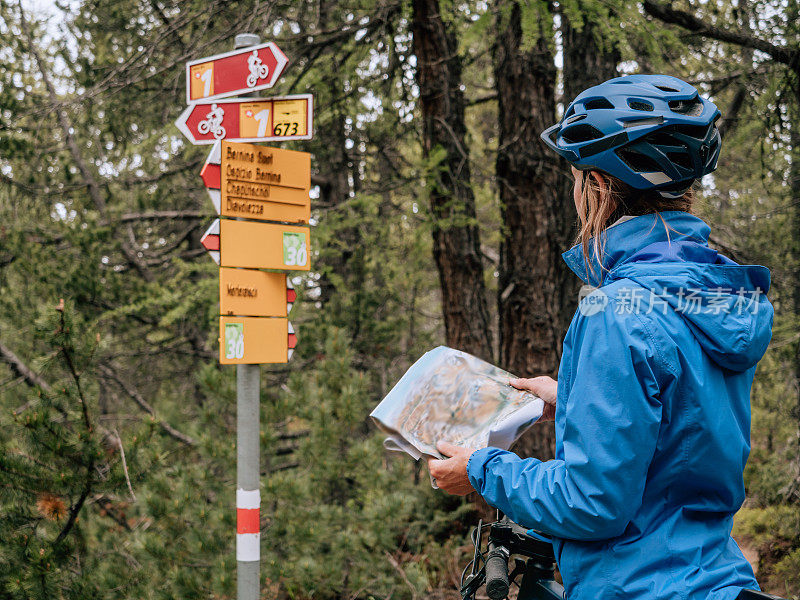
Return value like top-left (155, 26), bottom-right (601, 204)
top-left (510, 376), bottom-right (558, 421)
top-left (427, 441), bottom-right (477, 496)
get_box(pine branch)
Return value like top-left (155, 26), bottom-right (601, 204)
top-left (0, 341), bottom-right (52, 395)
top-left (467, 93), bottom-right (498, 106)
top-left (642, 1), bottom-right (799, 71)
top-left (276, 430), bottom-right (311, 441)
top-left (112, 429), bottom-right (136, 502)
top-left (52, 302), bottom-right (95, 546)
top-left (113, 158), bottom-right (202, 187)
top-left (94, 496), bottom-right (133, 532)
top-left (115, 211), bottom-right (206, 224)
top-left (17, 2), bottom-right (155, 282)
top-left (97, 364), bottom-right (198, 447)
top-left (55, 477), bottom-right (91, 545)
top-left (56, 305), bottom-right (92, 434)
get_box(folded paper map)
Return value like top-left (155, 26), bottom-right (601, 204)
top-left (371, 347), bottom-right (544, 465)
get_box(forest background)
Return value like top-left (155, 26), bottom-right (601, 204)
top-left (0, 0), bottom-right (798, 598)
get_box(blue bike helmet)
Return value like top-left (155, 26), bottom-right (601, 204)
top-left (541, 74), bottom-right (721, 197)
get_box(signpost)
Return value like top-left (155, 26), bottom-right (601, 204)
top-left (221, 220), bottom-right (310, 270)
top-left (221, 141), bottom-right (310, 223)
top-left (201, 219), bottom-right (311, 270)
top-left (201, 141), bottom-right (311, 222)
top-left (182, 32), bottom-right (313, 600)
top-left (186, 42), bottom-right (288, 103)
top-left (219, 317), bottom-right (297, 364)
top-left (220, 268), bottom-right (295, 317)
top-left (175, 95), bottom-right (313, 145)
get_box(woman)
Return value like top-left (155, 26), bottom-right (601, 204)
top-left (428, 74), bottom-right (774, 600)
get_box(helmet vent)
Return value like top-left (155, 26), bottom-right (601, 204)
top-left (643, 129), bottom-right (685, 148)
top-left (654, 85), bottom-right (679, 92)
top-left (583, 98), bottom-right (614, 110)
top-left (616, 147), bottom-right (663, 173)
top-left (667, 152), bottom-right (693, 170)
top-left (623, 116), bottom-right (664, 128)
top-left (628, 99), bottom-right (654, 112)
top-left (669, 97), bottom-right (704, 116)
top-left (673, 123), bottom-right (712, 140)
top-left (561, 124), bottom-right (604, 144)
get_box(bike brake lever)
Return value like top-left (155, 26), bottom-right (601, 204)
top-left (461, 521), bottom-right (485, 600)
top-left (460, 569), bottom-right (485, 600)
top-left (471, 520), bottom-right (483, 577)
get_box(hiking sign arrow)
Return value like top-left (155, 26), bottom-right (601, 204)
top-left (200, 141), bottom-right (222, 213)
top-left (199, 218), bottom-right (310, 271)
top-left (200, 219), bottom-right (220, 265)
top-left (175, 95), bottom-right (313, 145)
top-left (186, 42), bottom-right (288, 103)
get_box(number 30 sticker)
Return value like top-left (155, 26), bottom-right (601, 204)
top-left (283, 232), bottom-right (308, 267)
top-left (224, 322), bottom-right (245, 360)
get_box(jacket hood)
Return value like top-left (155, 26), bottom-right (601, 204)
top-left (562, 211), bottom-right (774, 371)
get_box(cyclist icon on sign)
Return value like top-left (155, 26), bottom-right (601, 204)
top-left (197, 103), bottom-right (226, 140)
top-left (246, 50), bottom-right (269, 88)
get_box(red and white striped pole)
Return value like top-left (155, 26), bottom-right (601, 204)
top-left (236, 362), bottom-right (260, 599)
top-left (236, 489), bottom-right (260, 561)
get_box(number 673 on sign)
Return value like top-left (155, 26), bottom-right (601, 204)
top-left (239, 97), bottom-right (311, 140)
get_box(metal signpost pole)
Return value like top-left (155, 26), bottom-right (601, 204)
top-left (234, 31), bottom-right (262, 600)
top-left (236, 361), bottom-right (260, 600)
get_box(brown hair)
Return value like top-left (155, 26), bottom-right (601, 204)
top-left (576, 171), bottom-right (694, 280)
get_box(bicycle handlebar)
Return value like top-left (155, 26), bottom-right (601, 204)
top-left (484, 543), bottom-right (510, 600)
top-left (461, 518), bottom-right (560, 600)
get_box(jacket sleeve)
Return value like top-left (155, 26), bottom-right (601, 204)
top-left (467, 307), bottom-right (665, 541)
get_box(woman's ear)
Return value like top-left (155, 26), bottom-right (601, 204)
top-left (590, 170), bottom-right (607, 194)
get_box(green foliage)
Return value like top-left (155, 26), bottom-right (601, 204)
top-left (735, 506), bottom-right (800, 598)
top-left (0, 0), bottom-right (798, 598)
top-left (0, 302), bottom-right (151, 598)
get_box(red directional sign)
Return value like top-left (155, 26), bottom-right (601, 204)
top-left (175, 95), bottom-right (313, 145)
top-left (200, 219), bottom-right (220, 264)
top-left (186, 42), bottom-right (288, 104)
top-left (200, 142), bottom-right (222, 213)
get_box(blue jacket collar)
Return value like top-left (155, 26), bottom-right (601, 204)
top-left (562, 211), bottom-right (712, 286)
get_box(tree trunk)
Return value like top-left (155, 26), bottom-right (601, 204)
top-left (558, 4), bottom-right (620, 326)
top-left (411, 0), bottom-right (494, 361)
top-left (561, 8), bottom-right (620, 105)
top-left (493, 2), bottom-right (567, 460)
top-left (791, 79), bottom-right (800, 501)
top-left (494, 3), bottom-right (619, 461)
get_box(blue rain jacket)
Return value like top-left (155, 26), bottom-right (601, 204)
top-left (467, 211), bottom-right (773, 600)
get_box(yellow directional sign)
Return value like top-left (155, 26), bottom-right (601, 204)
top-left (220, 220), bottom-right (310, 271)
top-left (219, 316), bottom-right (292, 364)
top-left (219, 268), bottom-right (292, 317)
top-left (221, 140), bottom-right (310, 223)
